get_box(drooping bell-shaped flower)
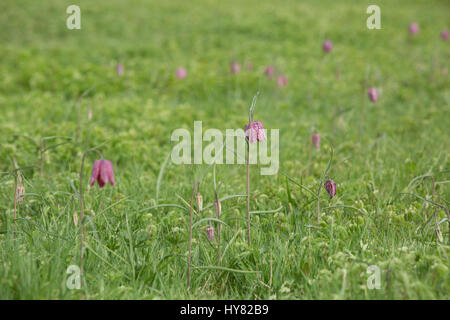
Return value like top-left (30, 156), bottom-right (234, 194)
top-left (90, 160), bottom-right (115, 188)
top-left (116, 62), bottom-right (124, 76)
top-left (409, 23), bottom-right (419, 35)
top-left (368, 87), bottom-right (379, 103)
top-left (245, 121), bottom-right (266, 143)
top-left (176, 67), bottom-right (187, 79)
top-left (323, 40), bottom-right (333, 53)
top-left (441, 30), bottom-right (449, 41)
top-left (324, 180), bottom-right (336, 199)
top-left (230, 61), bottom-right (241, 74)
top-left (265, 65), bottom-right (275, 79)
top-left (277, 75), bottom-right (288, 87)
top-left (312, 133), bottom-right (320, 150)
top-left (205, 226), bottom-right (214, 242)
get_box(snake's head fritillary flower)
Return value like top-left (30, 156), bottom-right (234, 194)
top-left (230, 61), bottom-right (241, 74)
top-left (116, 63), bottom-right (124, 76)
top-left (245, 121), bottom-right (266, 143)
top-left (324, 180), bottom-right (336, 199)
top-left (176, 67), bottom-right (187, 79)
top-left (205, 226), bottom-right (214, 242)
top-left (265, 65), bottom-right (275, 79)
top-left (368, 87), bottom-right (379, 103)
top-left (441, 30), bottom-right (449, 41)
top-left (323, 40), bottom-right (333, 53)
top-left (409, 23), bottom-right (419, 35)
top-left (89, 160), bottom-right (115, 188)
top-left (312, 133), bottom-right (320, 150)
top-left (277, 75), bottom-right (288, 87)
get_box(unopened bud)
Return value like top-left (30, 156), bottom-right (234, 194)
top-left (205, 226), bottom-right (214, 242)
top-left (196, 192), bottom-right (203, 212)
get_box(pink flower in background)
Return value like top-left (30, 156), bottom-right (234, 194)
top-left (277, 75), bottom-right (288, 87)
top-left (245, 121), bottom-right (266, 143)
top-left (441, 30), bottom-right (449, 41)
top-left (230, 61), bottom-right (241, 74)
top-left (90, 160), bottom-right (115, 188)
top-left (324, 180), bottom-right (336, 199)
top-left (323, 40), bottom-right (333, 53)
top-left (368, 87), bottom-right (379, 103)
top-left (312, 133), bottom-right (320, 150)
top-left (409, 23), bottom-right (419, 35)
top-left (116, 63), bottom-right (124, 76)
top-left (205, 226), bottom-right (214, 242)
top-left (265, 65), bottom-right (275, 79)
top-left (176, 67), bottom-right (187, 79)
top-left (247, 62), bottom-right (253, 70)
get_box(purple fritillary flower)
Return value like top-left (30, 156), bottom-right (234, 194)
top-left (230, 61), bottom-right (241, 74)
top-left (245, 121), bottom-right (266, 143)
top-left (324, 180), bottom-right (336, 199)
top-left (409, 23), bottom-right (419, 35)
top-left (205, 226), bottom-right (214, 242)
top-left (312, 133), bottom-right (320, 150)
top-left (265, 65), bottom-right (275, 79)
top-left (323, 40), bottom-right (333, 53)
top-left (90, 160), bottom-right (115, 188)
top-left (277, 75), bottom-right (288, 87)
top-left (368, 87), bottom-right (379, 103)
top-left (441, 30), bottom-right (449, 41)
top-left (176, 67), bottom-right (187, 79)
top-left (117, 63), bottom-right (124, 76)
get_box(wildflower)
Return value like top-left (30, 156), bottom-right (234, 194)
top-left (116, 63), bottom-right (124, 76)
top-left (368, 87), bottom-right (379, 103)
top-left (176, 67), bottom-right (187, 79)
top-left (324, 180), bottom-right (336, 199)
top-left (265, 65), bottom-right (275, 79)
top-left (323, 40), bottom-right (333, 53)
top-left (409, 23), bottom-right (419, 35)
top-left (205, 226), bottom-right (214, 242)
top-left (230, 61), bottom-right (241, 74)
top-left (312, 133), bottom-right (320, 150)
top-left (441, 30), bottom-right (449, 41)
top-left (196, 191), bottom-right (203, 212)
top-left (277, 75), bottom-right (288, 87)
top-left (245, 121), bottom-right (266, 143)
top-left (89, 160), bottom-right (115, 188)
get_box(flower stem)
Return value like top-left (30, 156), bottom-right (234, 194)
top-left (187, 180), bottom-right (196, 289)
top-left (246, 142), bottom-right (251, 246)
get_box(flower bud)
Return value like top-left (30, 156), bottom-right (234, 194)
top-left (205, 226), bottom-right (214, 242)
top-left (196, 192), bottom-right (203, 212)
top-left (214, 198), bottom-right (222, 217)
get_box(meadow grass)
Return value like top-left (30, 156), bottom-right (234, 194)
top-left (0, 0), bottom-right (449, 299)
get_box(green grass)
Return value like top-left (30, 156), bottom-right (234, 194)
top-left (0, 0), bottom-right (449, 299)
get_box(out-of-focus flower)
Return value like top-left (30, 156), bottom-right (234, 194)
top-left (368, 87), bottom-right (379, 103)
top-left (324, 180), bottom-right (336, 199)
top-left (247, 62), bottom-right (253, 70)
top-left (441, 30), bottom-right (449, 41)
top-left (205, 226), bottom-right (214, 242)
top-left (323, 40), bottom-right (333, 53)
top-left (265, 65), bottom-right (275, 79)
top-left (245, 121), bottom-right (266, 143)
top-left (90, 160), bottom-right (115, 188)
top-left (117, 63), bottom-right (124, 76)
top-left (176, 67), bottom-right (187, 79)
top-left (409, 23), bottom-right (419, 35)
top-left (312, 133), bottom-right (320, 150)
top-left (230, 61), bottom-right (241, 74)
top-left (277, 75), bottom-right (288, 87)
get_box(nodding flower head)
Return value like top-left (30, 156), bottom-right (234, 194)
top-left (324, 180), bottom-right (336, 199)
top-left (312, 133), bottom-right (320, 150)
top-left (176, 67), bottom-right (187, 79)
top-left (90, 160), bottom-right (115, 188)
top-left (265, 65), bottom-right (275, 79)
top-left (323, 40), bottom-right (333, 53)
top-left (277, 75), bottom-right (288, 87)
top-left (196, 191), bottom-right (203, 212)
top-left (245, 121), bottom-right (266, 143)
top-left (409, 23), bottom-right (419, 35)
top-left (441, 30), bottom-right (449, 41)
top-left (205, 226), bottom-right (214, 242)
top-left (368, 87), bottom-right (379, 103)
top-left (230, 61), bottom-right (241, 74)
top-left (116, 63), bottom-right (124, 76)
